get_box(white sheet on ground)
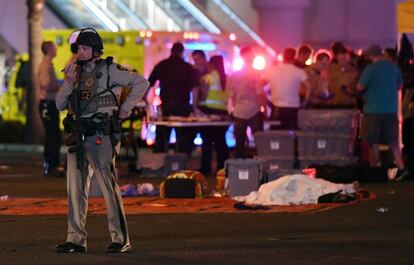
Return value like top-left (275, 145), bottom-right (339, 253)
top-left (233, 174), bottom-right (357, 205)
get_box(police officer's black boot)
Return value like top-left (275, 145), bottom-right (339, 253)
top-left (106, 243), bottom-right (132, 253)
top-left (55, 242), bottom-right (87, 253)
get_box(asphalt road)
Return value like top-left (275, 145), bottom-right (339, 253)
top-left (1, 151), bottom-right (414, 265)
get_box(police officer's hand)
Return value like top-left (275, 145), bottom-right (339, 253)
top-left (64, 64), bottom-right (78, 85)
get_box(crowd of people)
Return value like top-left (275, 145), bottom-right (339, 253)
top-left (147, 40), bottom-right (413, 180)
top-left (31, 29), bottom-right (414, 182)
top-left (34, 28), bottom-right (414, 179)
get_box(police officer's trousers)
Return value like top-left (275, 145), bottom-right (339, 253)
top-left (66, 134), bottom-right (129, 247)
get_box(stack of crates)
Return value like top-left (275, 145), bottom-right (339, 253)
top-left (297, 109), bottom-right (359, 167)
top-left (254, 130), bottom-right (296, 181)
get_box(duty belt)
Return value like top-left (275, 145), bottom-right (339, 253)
top-left (63, 112), bottom-right (112, 137)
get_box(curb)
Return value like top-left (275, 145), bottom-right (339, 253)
top-left (0, 144), bottom-right (43, 153)
top-left (0, 144), bottom-right (68, 154)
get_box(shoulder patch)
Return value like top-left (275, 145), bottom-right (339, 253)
top-left (105, 56), bottom-right (114, 65)
top-left (116, 64), bottom-right (128, 71)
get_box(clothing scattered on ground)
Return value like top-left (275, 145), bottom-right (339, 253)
top-left (120, 183), bottom-right (159, 197)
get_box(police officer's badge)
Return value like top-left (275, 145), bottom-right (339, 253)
top-left (84, 77), bottom-right (95, 89)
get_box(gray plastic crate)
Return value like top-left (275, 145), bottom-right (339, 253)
top-left (298, 109), bottom-right (360, 137)
top-left (254, 130), bottom-right (296, 157)
top-left (297, 132), bottom-right (354, 158)
top-left (299, 156), bottom-right (358, 168)
top-left (257, 156), bottom-right (295, 171)
top-left (256, 157), bottom-right (299, 182)
top-left (225, 159), bottom-right (262, 197)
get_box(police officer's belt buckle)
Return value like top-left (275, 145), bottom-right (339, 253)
top-left (81, 90), bottom-right (92, 100)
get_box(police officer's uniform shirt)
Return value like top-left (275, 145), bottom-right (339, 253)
top-left (56, 58), bottom-right (149, 117)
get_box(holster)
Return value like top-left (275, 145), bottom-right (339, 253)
top-left (63, 114), bottom-right (75, 134)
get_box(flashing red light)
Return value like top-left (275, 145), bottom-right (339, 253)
top-left (253, 55), bottom-right (266, 70)
top-left (277, 54), bottom-right (284, 62)
top-left (146, 139), bottom-right (155, 146)
top-left (233, 58), bottom-right (244, 71)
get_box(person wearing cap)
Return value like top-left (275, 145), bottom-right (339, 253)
top-left (37, 41), bottom-right (63, 177)
top-left (55, 28), bottom-right (149, 253)
top-left (328, 43), bottom-right (359, 108)
top-left (147, 42), bottom-right (199, 156)
top-left (357, 44), bottom-right (410, 180)
top-left (294, 44), bottom-right (313, 69)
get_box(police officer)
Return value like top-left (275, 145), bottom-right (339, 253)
top-left (38, 41), bottom-right (62, 177)
top-left (55, 28), bottom-right (149, 253)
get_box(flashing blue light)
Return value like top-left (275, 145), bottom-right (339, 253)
top-left (169, 129), bottom-right (176, 144)
top-left (225, 125), bottom-right (235, 148)
top-left (194, 133), bottom-right (203, 146)
top-left (184, 42), bottom-right (216, 51)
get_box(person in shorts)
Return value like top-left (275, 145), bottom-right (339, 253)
top-left (357, 44), bottom-right (409, 180)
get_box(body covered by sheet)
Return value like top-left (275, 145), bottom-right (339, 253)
top-left (234, 174), bottom-right (357, 205)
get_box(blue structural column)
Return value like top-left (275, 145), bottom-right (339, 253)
top-left (253, 0), bottom-right (310, 53)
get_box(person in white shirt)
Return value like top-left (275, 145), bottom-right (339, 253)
top-left (263, 47), bottom-right (310, 130)
top-left (227, 47), bottom-right (266, 158)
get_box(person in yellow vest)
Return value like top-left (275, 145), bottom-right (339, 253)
top-left (198, 55), bottom-right (229, 174)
